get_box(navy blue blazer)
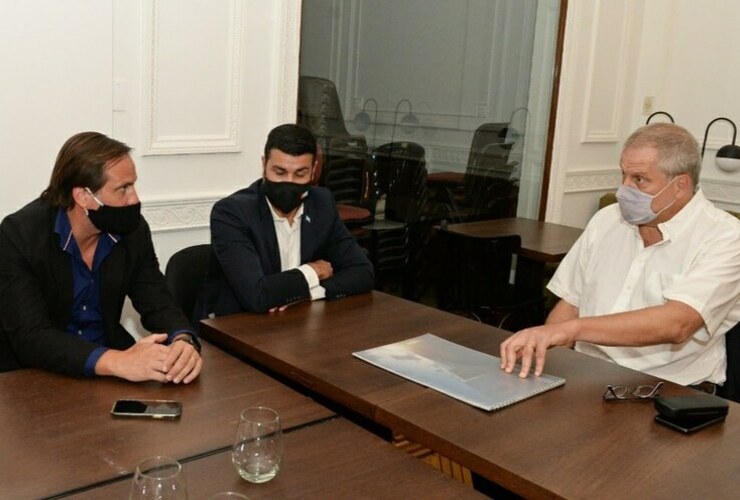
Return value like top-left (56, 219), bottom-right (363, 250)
top-left (198, 179), bottom-right (374, 316)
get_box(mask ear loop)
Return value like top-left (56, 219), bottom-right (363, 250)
top-left (82, 187), bottom-right (105, 216)
top-left (84, 188), bottom-right (105, 207)
top-left (652, 176), bottom-right (679, 217)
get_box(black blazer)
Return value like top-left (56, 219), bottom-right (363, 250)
top-left (0, 199), bottom-right (193, 376)
top-left (198, 179), bottom-right (374, 316)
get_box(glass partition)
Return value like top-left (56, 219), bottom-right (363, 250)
top-left (299, 0), bottom-right (561, 222)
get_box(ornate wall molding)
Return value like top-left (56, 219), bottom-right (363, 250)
top-left (142, 196), bottom-right (220, 233)
top-left (429, 144), bottom-right (469, 167)
top-left (563, 169), bottom-right (621, 193)
top-left (141, 0), bottom-right (245, 155)
top-left (277, 0), bottom-right (302, 122)
top-left (579, 0), bottom-right (633, 143)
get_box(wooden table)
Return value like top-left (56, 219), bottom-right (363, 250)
top-left (442, 217), bottom-right (583, 263)
top-left (441, 217), bottom-right (583, 290)
top-left (0, 341), bottom-right (333, 499)
top-left (68, 417), bottom-right (485, 499)
top-left (201, 292), bottom-right (740, 500)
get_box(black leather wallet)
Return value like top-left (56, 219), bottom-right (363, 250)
top-left (654, 394), bottom-right (729, 433)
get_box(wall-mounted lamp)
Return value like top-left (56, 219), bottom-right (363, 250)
top-left (505, 106), bottom-right (529, 141)
top-left (354, 98), bottom-right (378, 147)
top-left (645, 111), bottom-right (675, 124)
top-left (391, 99), bottom-right (419, 146)
top-left (354, 98), bottom-right (377, 131)
top-left (702, 117), bottom-right (740, 173)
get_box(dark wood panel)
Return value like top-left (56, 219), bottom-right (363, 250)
top-left (0, 341), bottom-right (333, 499)
top-left (201, 291), bottom-right (740, 499)
top-left (69, 418), bottom-right (485, 499)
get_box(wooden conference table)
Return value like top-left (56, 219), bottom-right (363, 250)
top-left (440, 217), bottom-right (583, 289)
top-left (201, 292), bottom-right (740, 500)
top-left (0, 341), bottom-right (333, 499)
top-left (69, 417), bottom-right (484, 499)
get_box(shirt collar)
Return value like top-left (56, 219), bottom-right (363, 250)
top-left (53, 208), bottom-right (75, 251)
top-left (657, 187), bottom-right (707, 241)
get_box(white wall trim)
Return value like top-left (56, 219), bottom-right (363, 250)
top-left (277, 0), bottom-right (302, 123)
top-left (563, 169), bottom-right (621, 193)
top-left (580, 0), bottom-right (632, 143)
top-left (140, 0), bottom-right (246, 155)
top-left (702, 178), bottom-right (740, 207)
top-left (429, 145), bottom-right (469, 168)
top-left (142, 196), bottom-right (221, 233)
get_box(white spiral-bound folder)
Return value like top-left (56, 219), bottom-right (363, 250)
top-left (353, 333), bottom-right (565, 411)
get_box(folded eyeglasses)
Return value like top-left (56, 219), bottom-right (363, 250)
top-left (602, 382), bottom-right (663, 401)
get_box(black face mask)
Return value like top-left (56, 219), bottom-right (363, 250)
top-left (86, 189), bottom-right (142, 235)
top-left (263, 179), bottom-right (309, 214)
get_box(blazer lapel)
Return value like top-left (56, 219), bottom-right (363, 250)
top-left (257, 187), bottom-right (281, 274)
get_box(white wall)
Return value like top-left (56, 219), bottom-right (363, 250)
top-left (1, 0), bottom-right (302, 266)
top-left (0, 1), bottom-right (114, 217)
top-left (549, 0), bottom-right (740, 228)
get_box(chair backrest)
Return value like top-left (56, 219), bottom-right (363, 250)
top-left (297, 77), bottom-right (370, 208)
top-left (719, 321), bottom-right (740, 403)
top-left (438, 232), bottom-right (521, 312)
top-left (465, 122), bottom-right (509, 173)
top-left (164, 244), bottom-right (211, 320)
top-left (371, 141), bottom-right (428, 222)
top-left (297, 76), bottom-right (351, 138)
top-left (322, 152), bottom-right (369, 207)
top-left (449, 123), bottom-right (520, 221)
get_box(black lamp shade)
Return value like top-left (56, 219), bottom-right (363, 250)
top-left (399, 113), bottom-right (419, 134)
top-left (354, 111), bottom-right (372, 131)
top-left (715, 144), bottom-right (740, 172)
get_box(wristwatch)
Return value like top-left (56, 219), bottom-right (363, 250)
top-left (174, 334), bottom-right (202, 354)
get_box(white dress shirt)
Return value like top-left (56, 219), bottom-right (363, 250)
top-left (548, 189), bottom-right (740, 385)
top-left (267, 200), bottom-right (326, 301)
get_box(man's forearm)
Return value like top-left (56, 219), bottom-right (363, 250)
top-left (545, 299), bottom-right (578, 325)
top-left (565, 300), bottom-right (703, 347)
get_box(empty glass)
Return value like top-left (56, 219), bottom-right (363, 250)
top-left (129, 456), bottom-right (188, 499)
top-left (231, 406), bottom-right (283, 483)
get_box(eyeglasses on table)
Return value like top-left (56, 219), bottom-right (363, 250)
top-left (602, 381), bottom-right (663, 401)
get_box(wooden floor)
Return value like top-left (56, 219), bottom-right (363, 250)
top-left (393, 433), bottom-right (473, 487)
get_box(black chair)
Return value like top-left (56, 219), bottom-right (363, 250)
top-left (435, 232), bottom-right (545, 331)
top-left (298, 76), bottom-right (373, 226)
top-left (427, 122), bottom-right (519, 222)
top-left (297, 75), bottom-right (357, 139)
top-left (164, 244), bottom-right (211, 320)
top-left (718, 321), bottom-right (740, 403)
top-left (365, 142), bottom-right (431, 299)
top-left (371, 141), bottom-right (428, 222)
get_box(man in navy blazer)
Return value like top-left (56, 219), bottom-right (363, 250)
top-left (198, 124), bottom-right (374, 316)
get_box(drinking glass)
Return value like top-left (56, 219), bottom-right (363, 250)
top-left (231, 406), bottom-right (283, 483)
top-left (207, 493), bottom-right (249, 500)
top-left (129, 456), bottom-right (188, 499)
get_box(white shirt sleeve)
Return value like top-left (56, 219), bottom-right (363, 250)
top-left (298, 264), bottom-right (326, 300)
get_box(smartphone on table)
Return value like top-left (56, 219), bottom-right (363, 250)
top-left (111, 399), bottom-right (182, 419)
